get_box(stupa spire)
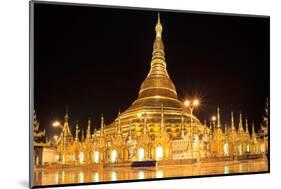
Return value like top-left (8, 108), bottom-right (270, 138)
top-left (156, 12), bottom-right (163, 38)
top-left (100, 113), bottom-right (104, 136)
top-left (217, 106), bottom-right (221, 128)
top-left (86, 118), bottom-right (91, 139)
top-left (75, 122), bottom-right (80, 141)
top-left (62, 105), bottom-right (73, 139)
top-left (245, 117), bottom-right (249, 134)
top-left (238, 112), bottom-right (244, 132)
top-left (150, 12), bottom-right (167, 74)
top-left (64, 105), bottom-right (69, 123)
top-left (231, 111), bottom-right (236, 131)
top-left (133, 12), bottom-right (179, 105)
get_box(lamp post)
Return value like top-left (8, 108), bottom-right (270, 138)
top-left (184, 99), bottom-right (199, 134)
top-left (184, 99), bottom-right (199, 159)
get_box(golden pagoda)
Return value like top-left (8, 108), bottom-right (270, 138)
top-left (95, 13), bottom-right (208, 161)
top-left (101, 13), bottom-right (206, 154)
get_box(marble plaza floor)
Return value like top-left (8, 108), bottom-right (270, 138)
top-left (33, 158), bottom-right (268, 186)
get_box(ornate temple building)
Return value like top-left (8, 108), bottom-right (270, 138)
top-left (35, 14), bottom-right (268, 166)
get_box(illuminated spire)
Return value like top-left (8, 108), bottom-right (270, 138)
top-left (86, 118), bottom-right (91, 139)
top-left (161, 104), bottom-right (164, 131)
top-left (231, 111), bottom-right (236, 131)
top-left (238, 112), bottom-right (244, 132)
top-left (155, 12), bottom-right (163, 38)
top-left (245, 117), bottom-right (249, 134)
top-left (100, 113), bottom-right (104, 136)
top-left (75, 122), bottom-right (80, 141)
top-left (150, 12), bottom-right (166, 73)
top-left (135, 12), bottom-right (178, 104)
top-left (64, 105), bottom-right (69, 123)
top-left (62, 105), bottom-right (73, 139)
top-left (217, 106), bottom-right (221, 128)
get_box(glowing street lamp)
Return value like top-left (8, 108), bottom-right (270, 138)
top-left (184, 98), bottom-right (200, 159)
top-left (193, 99), bottom-right (200, 106)
top-left (53, 121), bottom-right (63, 128)
top-left (211, 116), bottom-right (216, 127)
top-left (184, 98), bottom-right (200, 129)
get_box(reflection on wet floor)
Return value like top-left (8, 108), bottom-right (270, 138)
top-left (34, 158), bottom-right (268, 186)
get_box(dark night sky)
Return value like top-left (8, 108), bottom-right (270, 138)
top-left (33, 3), bottom-right (269, 138)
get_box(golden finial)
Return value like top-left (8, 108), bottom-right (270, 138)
top-left (86, 119), bottom-right (91, 139)
top-left (231, 111), bottom-right (235, 130)
top-left (75, 122), bottom-right (80, 141)
top-left (239, 112), bottom-right (244, 131)
top-left (155, 12), bottom-right (163, 38)
top-left (101, 113), bottom-right (104, 136)
top-left (245, 116), bottom-right (249, 133)
top-left (217, 106), bottom-right (221, 128)
top-left (64, 105), bottom-right (69, 122)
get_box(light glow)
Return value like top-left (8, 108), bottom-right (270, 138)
top-left (156, 145), bottom-right (163, 160)
top-left (94, 151), bottom-right (99, 163)
top-left (111, 149), bottom-right (117, 163)
top-left (193, 99), bottom-right (199, 106)
top-left (137, 112), bottom-right (143, 118)
top-left (52, 121), bottom-right (60, 127)
top-left (79, 152), bottom-right (84, 164)
top-left (224, 143), bottom-right (229, 156)
top-left (184, 100), bottom-right (190, 107)
top-left (138, 147), bottom-right (145, 161)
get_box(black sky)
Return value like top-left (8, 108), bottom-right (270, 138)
top-left (33, 3), bottom-right (269, 138)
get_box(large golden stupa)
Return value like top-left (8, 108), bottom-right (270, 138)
top-left (38, 14), bottom-right (266, 166)
top-left (103, 14), bottom-right (206, 138)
